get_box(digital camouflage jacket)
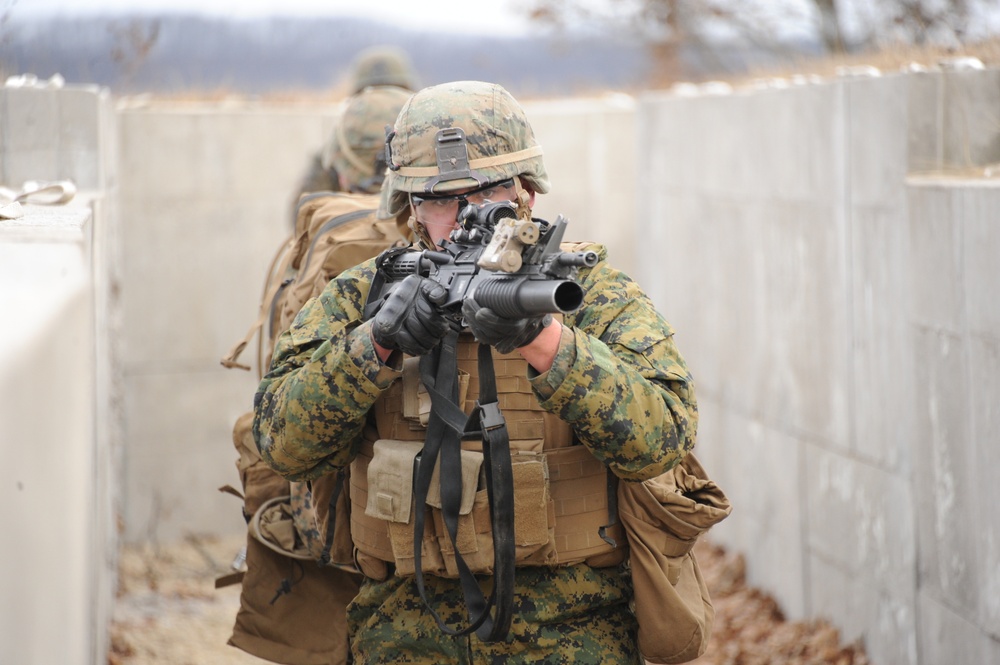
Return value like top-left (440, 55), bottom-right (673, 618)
top-left (252, 242), bottom-right (699, 664)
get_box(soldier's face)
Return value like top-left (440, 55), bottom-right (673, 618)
top-left (410, 179), bottom-right (518, 246)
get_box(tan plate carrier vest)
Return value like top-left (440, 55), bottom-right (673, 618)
top-left (349, 332), bottom-right (627, 581)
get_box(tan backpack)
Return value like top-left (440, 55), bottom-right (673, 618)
top-left (218, 191), bottom-right (408, 665)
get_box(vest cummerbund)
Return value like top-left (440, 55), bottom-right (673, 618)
top-left (350, 333), bottom-right (626, 578)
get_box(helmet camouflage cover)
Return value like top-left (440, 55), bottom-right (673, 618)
top-left (322, 85), bottom-right (412, 193)
top-left (378, 80), bottom-right (550, 219)
top-left (349, 45), bottom-right (420, 94)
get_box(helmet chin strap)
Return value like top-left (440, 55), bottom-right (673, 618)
top-left (407, 214), bottom-right (436, 249)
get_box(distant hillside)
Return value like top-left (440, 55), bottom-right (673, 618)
top-left (0, 14), bottom-right (653, 98)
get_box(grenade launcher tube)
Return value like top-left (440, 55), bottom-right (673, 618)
top-left (373, 248), bottom-right (593, 318)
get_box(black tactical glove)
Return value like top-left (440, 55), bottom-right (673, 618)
top-left (372, 275), bottom-right (451, 356)
top-left (462, 296), bottom-right (552, 354)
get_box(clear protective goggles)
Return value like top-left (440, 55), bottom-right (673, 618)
top-left (409, 178), bottom-right (516, 226)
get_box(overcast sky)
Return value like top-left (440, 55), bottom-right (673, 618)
top-left (9, 0), bottom-right (542, 34)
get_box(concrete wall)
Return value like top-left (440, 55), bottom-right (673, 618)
top-left (115, 100), bottom-right (331, 543)
top-left (0, 83), bottom-right (119, 665)
top-left (635, 67), bottom-right (1000, 665)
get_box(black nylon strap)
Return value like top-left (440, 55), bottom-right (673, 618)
top-left (410, 334), bottom-right (516, 642)
top-left (466, 342), bottom-right (515, 640)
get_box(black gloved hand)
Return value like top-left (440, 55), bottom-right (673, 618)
top-left (372, 275), bottom-right (450, 356)
top-left (462, 296), bottom-right (552, 354)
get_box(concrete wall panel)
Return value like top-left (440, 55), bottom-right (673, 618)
top-left (705, 407), bottom-right (806, 619)
top-left (907, 182), bottom-right (964, 332)
top-left (122, 369), bottom-right (256, 541)
top-left (1, 87), bottom-right (60, 184)
top-left (805, 445), bottom-right (916, 604)
top-left (848, 74), bottom-right (909, 209)
top-left (0, 209), bottom-right (98, 665)
top-left (912, 326), bottom-right (979, 613)
top-left (849, 206), bottom-right (914, 469)
top-left (969, 336), bottom-right (1000, 638)
top-left (917, 593), bottom-right (1000, 665)
top-left (906, 72), bottom-right (943, 173)
top-left (636, 92), bottom-right (707, 193)
top-left (809, 554), bottom-right (917, 665)
top-left (962, 183), bottom-right (1000, 337)
top-left (57, 86), bottom-right (112, 190)
top-left (941, 68), bottom-right (1000, 170)
top-left (119, 197), bottom-right (288, 370)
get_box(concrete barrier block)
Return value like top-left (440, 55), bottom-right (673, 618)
top-left (120, 196), bottom-right (288, 371)
top-left (906, 71), bottom-right (944, 173)
top-left (962, 182), bottom-right (1000, 337)
top-left (849, 207), bottom-right (915, 469)
top-left (847, 74), bottom-right (909, 209)
top-left (941, 68), bottom-right (1000, 170)
top-left (755, 201), bottom-right (851, 446)
top-left (917, 592), bottom-right (1000, 665)
top-left (805, 446), bottom-right (916, 597)
top-left (707, 409), bottom-right (806, 619)
top-left (637, 192), bottom-right (715, 380)
top-left (1, 86), bottom-right (59, 185)
top-left (907, 182), bottom-right (963, 332)
top-left (763, 83), bottom-right (843, 205)
top-left (0, 231), bottom-right (97, 665)
top-left (57, 86), bottom-right (110, 190)
top-left (122, 368), bottom-right (258, 542)
top-left (119, 108), bottom-right (326, 204)
top-left (968, 337), bottom-right (1000, 638)
top-left (0, 88), bottom-right (6, 176)
top-left (809, 555), bottom-right (917, 665)
top-left (913, 327), bottom-right (979, 613)
top-left (708, 199), bottom-right (772, 414)
top-left (637, 93), bottom-right (707, 192)
top-left (696, 93), bottom-right (753, 198)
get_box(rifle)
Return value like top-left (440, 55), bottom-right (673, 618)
top-left (362, 201), bottom-right (598, 323)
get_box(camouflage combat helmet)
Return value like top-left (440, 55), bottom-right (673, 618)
top-left (322, 85), bottom-right (412, 193)
top-left (348, 46), bottom-right (420, 94)
top-left (378, 80), bottom-right (550, 220)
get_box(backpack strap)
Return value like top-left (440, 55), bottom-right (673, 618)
top-left (220, 235), bottom-right (296, 372)
top-left (220, 206), bottom-right (378, 375)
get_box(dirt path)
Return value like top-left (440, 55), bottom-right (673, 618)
top-left (109, 535), bottom-right (871, 665)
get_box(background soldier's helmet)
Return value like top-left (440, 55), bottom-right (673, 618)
top-left (378, 80), bottom-right (551, 219)
top-left (348, 46), bottom-right (420, 94)
top-left (322, 85), bottom-right (412, 193)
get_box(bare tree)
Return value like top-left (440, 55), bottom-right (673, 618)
top-left (108, 19), bottom-right (160, 88)
top-left (0, 0), bottom-right (18, 79)
top-left (526, 0), bottom-right (997, 82)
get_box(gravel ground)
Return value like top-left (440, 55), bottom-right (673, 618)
top-left (108, 535), bottom-right (872, 665)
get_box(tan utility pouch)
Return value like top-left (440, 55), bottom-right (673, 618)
top-left (618, 453), bottom-right (732, 664)
top-left (352, 440), bottom-right (555, 578)
top-left (360, 440), bottom-right (444, 576)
